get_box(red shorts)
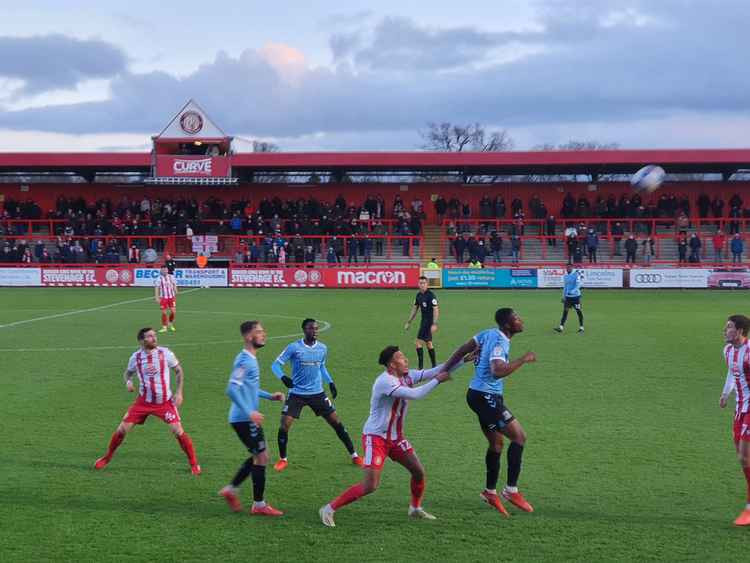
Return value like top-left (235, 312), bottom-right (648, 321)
top-left (734, 411), bottom-right (750, 445)
top-left (362, 434), bottom-right (414, 470)
top-left (160, 298), bottom-right (176, 310)
top-left (124, 398), bottom-right (181, 425)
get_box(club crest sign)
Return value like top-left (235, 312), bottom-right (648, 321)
top-left (179, 111), bottom-right (204, 134)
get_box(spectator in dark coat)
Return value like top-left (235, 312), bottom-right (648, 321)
top-left (625, 235), bottom-right (638, 264)
top-left (677, 234), bottom-right (688, 263)
top-left (689, 233), bottom-right (702, 263)
top-left (586, 229), bottom-right (599, 263)
top-left (546, 215), bottom-right (556, 246)
top-left (731, 234), bottom-right (744, 264)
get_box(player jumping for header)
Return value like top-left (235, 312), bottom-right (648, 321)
top-left (272, 318), bottom-right (362, 471)
top-left (444, 308), bottom-right (536, 516)
top-left (94, 327), bottom-right (200, 475)
top-left (554, 264), bottom-right (584, 333)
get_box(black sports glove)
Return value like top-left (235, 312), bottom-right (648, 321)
top-left (329, 382), bottom-right (338, 399)
top-left (281, 376), bottom-right (294, 389)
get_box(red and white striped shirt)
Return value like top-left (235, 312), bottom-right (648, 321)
top-left (724, 343), bottom-right (750, 414)
top-left (362, 367), bottom-right (443, 440)
top-left (127, 346), bottom-right (179, 404)
top-left (156, 274), bottom-right (177, 299)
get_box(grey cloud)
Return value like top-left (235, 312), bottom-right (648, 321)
top-left (1, 1), bottom-right (749, 145)
top-left (0, 34), bottom-right (127, 97)
top-left (349, 16), bottom-right (536, 71)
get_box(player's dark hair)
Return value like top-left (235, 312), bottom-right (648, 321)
top-left (137, 327), bottom-right (152, 341)
top-left (240, 320), bottom-right (260, 335)
top-left (419, 276), bottom-right (428, 281)
top-left (495, 308), bottom-right (515, 329)
top-left (729, 315), bottom-right (750, 336)
top-left (301, 318), bottom-right (316, 329)
top-left (379, 345), bottom-right (400, 366)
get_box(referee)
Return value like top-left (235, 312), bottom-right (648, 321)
top-left (554, 264), bottom-right (584, 333)
top-left (404, 276), bottom-right (439, 368)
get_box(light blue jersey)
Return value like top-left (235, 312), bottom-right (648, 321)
top-left (272, 340), bottom-right (333, 395)
top-left (469, 328), bottom-right (511, 395)
top-left (563, 271), bottom-right (582, 298)
top-left (226, 349), bottom-right (272, 423)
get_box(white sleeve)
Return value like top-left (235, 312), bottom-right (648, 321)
top-left (165, 349), bottom-right (179, 368)
top-left (409, 362), bottom-right (461, 384)
top-left (375, 375), bottom-right (402, 397)
top-left (723, 372), bottom-right (735, 398)
top-left (126, 354), bottom-right (137, 373)
top-left (390, 379), bottom-right (440, 400)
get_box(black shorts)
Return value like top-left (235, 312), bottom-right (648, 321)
top-left (282, 392), bottom-right (335, 419)
top-left (417, 320), bottom-right (434, 342)
top-left (231, 421), bottom-right (266, 455)
top-left (466, 389), bottom-right (515, 432)
top-left (564, 296), bottom-right (581, 309)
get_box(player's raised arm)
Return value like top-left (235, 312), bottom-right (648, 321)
top-left (389, 372), bottom-right (451, 401)
top-left (443, 338), bottom-right (479, 373)
top-left (491, 351), bottom-right (536, 379)
top-left (271, 346), bottom-right (294, 389)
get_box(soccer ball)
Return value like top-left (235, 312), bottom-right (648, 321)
top-left (630, 164), bottom-right (665, 193)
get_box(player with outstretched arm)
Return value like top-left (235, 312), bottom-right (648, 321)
top-left (444, 307), bottom-right (536, 517)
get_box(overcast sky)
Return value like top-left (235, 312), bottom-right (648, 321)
top-left (0, 0), bottom-right (748, 152)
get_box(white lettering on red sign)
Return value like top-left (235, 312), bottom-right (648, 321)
top-left (173, 158), bottom-right (213, 175)
top-left (337, 270), bottom-right (407, 286)
top-left (42, 269), bottom-right (96, 283)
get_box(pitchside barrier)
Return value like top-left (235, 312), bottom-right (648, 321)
top-left (2, 264), bottom-right (750, 289)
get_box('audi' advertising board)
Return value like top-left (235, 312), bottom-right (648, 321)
top-left (629, 269), bottom-right (709, 288)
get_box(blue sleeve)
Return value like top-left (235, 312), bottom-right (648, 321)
top-left (226, 377), bottom-right (253, 415)
top-left (271, 360), bottom-right (286, 379)
top-left (272, 344), bottom-right (293, 379)
top-left (258, 389), bottom-right (273, 400)
top-left (320, 353), bottom-right (333, 384)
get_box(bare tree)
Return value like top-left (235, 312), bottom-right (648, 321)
top-left (419, 122), bottom-right (514, 182)
top-left (252, 140), bottom-right (280, 153)
top-left (526, 139), bottom-right (620, 182)
top-left (251, 140), bottom-right (286, 183)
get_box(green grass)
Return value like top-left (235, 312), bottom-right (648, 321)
top-left (0, 287), bottom-right (748, 561)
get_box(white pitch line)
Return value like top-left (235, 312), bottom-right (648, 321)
top-left (0, 288), bottom-right (202, 329)
top-left (0, 320), bottom-right (332, 353)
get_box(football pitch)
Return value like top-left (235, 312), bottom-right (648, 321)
top-left (1, 287), bottom-right (747, 561)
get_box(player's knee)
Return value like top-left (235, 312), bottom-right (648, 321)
top-left (254, 451), bottom-right (269, 465)
top-left (169, 424), bottom-right (184, 436)
top-left (411, 467), bottom-right (425, 481)
top-left (514, 431), bottom-right (527, 446)
top-left (117, 423), bottom-right (131, 435)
